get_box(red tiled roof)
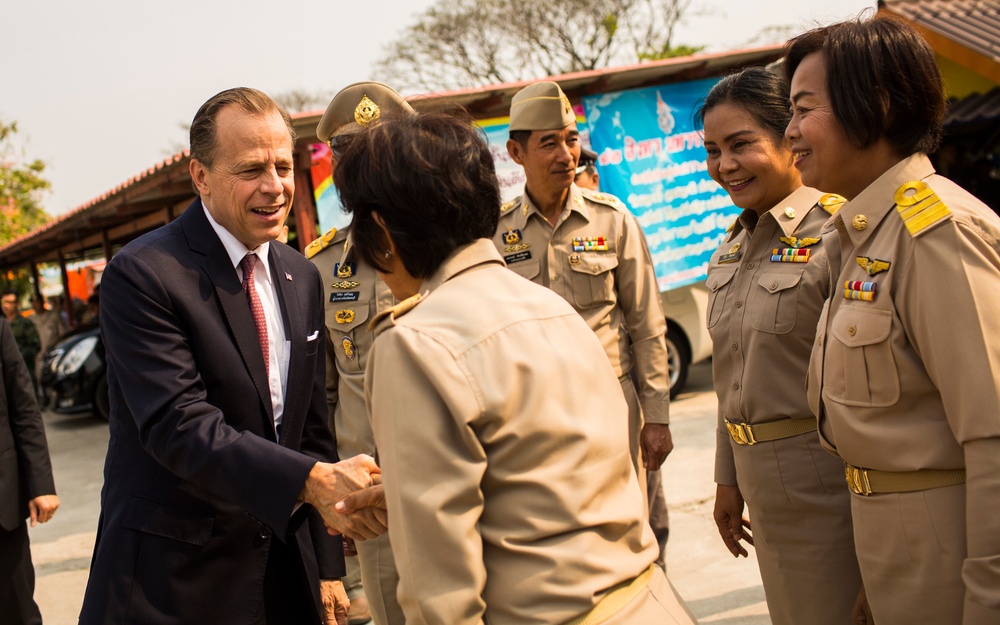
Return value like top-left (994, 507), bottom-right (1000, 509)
top-left (882, 0), bottom-right (1000, 62)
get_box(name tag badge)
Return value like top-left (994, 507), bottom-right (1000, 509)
top-left (504, 250), bottom-right (532, 265)
top-left (330, 292), bottom-right (360, 302)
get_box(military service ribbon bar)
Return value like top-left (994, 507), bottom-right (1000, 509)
top-left (771, 248), bottom-right (810, 263)
top-left (844, 280), bottom-right (877, 301)
top-left (572, 236), bottom-right (608, 252)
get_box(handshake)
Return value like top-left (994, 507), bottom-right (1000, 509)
top-left (300, 454), bottom-right (388, 541)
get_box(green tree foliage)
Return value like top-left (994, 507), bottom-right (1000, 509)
top-left (378, 0), bottom-right (699, 92)
top-left (0, 120), bottom-right (51, 246)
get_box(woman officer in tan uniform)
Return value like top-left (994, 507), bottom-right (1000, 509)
top-left (333, 111), bottom-right (696, 625)
top-left (702, 67), bottom-right (862, 625)
top-left (785, 17), bottom-right (1000, 624)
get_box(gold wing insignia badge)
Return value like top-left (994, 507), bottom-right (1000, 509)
top-left (856, 256), bottom-right (891, 276)
top-left (779, 236), bottom-right (821, 249)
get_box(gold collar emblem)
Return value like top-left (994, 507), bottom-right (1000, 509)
top-left (852, 214), bottom-right (868, 231)
top-left (354, 95), bottom-right (381, 127)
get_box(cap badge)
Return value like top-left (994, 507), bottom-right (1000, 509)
top-left (354, 95), bottom-right (381, 127)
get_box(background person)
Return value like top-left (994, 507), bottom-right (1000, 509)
top-left (79, 87), bottom-right (385, 625)
top-left (1, 291), bottom-right (41, 398)
top-left (306, 81), bottom-right (414, 625)
top-left (785, 16), bottom-right (1000, 624)
top-left (574, 147), bottom-right (600, 190)
top-left (494, 82), bottom-right (673, 563)
top-left (0, 317), bottom-right (59, 625)
top-left (336, 110), bottom-right (696, 625)
top-left (700, 66), bottom-right (862, 625)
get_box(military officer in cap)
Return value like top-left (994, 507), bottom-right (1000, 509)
top-left (574, 147), bottom-right (600, 190)
top-left (495, 81), bottom-right (673, 506)
top-left (306, 82), bottom-right (412, 625)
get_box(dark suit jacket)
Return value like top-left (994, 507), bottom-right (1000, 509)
top-left (80, 201), bottom-right (344, 624)
top-left (0, 317), bottom-right (55, 531)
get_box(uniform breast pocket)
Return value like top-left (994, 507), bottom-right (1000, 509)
top-left (326, 303), bottom-right (372, 372)
top-left (750, 271), bottom-right (802, 334)
top-left (568, 253), bottom-right (618, 308)
top-left (825, 306), bottom-right (900, 407)
top-left (706, 265), bottom-right (738, 328)
top-left (507, 258), bottom-right (541, 281)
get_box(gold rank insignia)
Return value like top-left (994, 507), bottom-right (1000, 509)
top-left (335, 309), bottom-right (356, 324)
top-left (500, 199), bottom-right (518, 214)
top-left (354, 94), bottom-right (380, 127)
top-left (852, 215), bottom-right (868, 231)
top-left (331, 280), bottom-right (360, 289)
top-left (895, 180), bottom-right (951, 236)
top-left (342, 337), bottom-right (356, 360)
top-left (819, 193), bottom-right (846, 214)
top-left (779, 236), bottom-right (820, 249)
top-left (856, 256), bottom-right (891, 276)
top-left (335, 262), bottom-right (356, 279)
top-left (569, 253), bottom-right (581, 265)
top-left (783, 207), bottom-right (796, 219)
top-left (503, 229), bottom-right (522, 245)
top-left (505, 243), bottom-right (530, 253)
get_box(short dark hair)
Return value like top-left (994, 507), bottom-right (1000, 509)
top-left (697, 66), bottom-right (791, 143)
top-left (189, 88), bottom-right (295, 169)
top-left (783, 16), bottom-right (944, 155)
top-left (334, 111), bottom-right (501, 279)
top-left (509, 130), bottom-right (531, 150)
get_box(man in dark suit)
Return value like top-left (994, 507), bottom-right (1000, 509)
top-left (79, 88), bottom-right (385, 625)
top-left (0, 317), bottom-right (59, 625)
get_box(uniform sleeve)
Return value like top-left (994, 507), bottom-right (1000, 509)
top-left (324, 331), bottom-right (340, 430)
top-left (617, 214), bottom-right (670, 424)
top-left (366, 326), bottom-right (488, 625)
top-left (714, 408), bottom-right (738, 486)
top-left (2, 321), bottom-right (55, 499)
top-left (900, 217), bottom-right (1000, 619)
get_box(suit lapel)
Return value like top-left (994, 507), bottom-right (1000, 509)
top-left (179, 202), bottom-right (275, 435)
top-left (270, 247), bottom-right (305, 447)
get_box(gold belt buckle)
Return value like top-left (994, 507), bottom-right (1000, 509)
top-left (845, 465), bottom-right (873, 496)
top-left (726, 421), bottom-right (756, 446)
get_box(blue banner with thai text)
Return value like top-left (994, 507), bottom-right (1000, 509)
top-left (583, 78), bottom-right (739, 291)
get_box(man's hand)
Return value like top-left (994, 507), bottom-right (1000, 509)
top-left (28, 494), bottom-right (60, 527)
top-left (640, 423), bottom-right (673, 469)
top-left (713, 484), bottom-right (753, 557)
top-left (852, 585), bottom-right (873, 624)
top-left (300, 455), bottom-right (387, 540)
top-left (320, 579), bottom-right (349, 625)
top-left (336, 482), bottom-right (388, 531)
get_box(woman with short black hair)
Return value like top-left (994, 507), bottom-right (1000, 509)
top-left (785, 16), bottom-right (1000, 624)
top-left (334, 111), bottom-right (696, 625)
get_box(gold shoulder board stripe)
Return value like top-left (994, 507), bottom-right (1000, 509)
top-left (500, 199), bottom-right (519, 214)
top-left (895, 181), bottom-right (951, 236)
top-left (819, 193), bottom-right (846, 215)
top-left (305, 227), bottom-right (338, 259)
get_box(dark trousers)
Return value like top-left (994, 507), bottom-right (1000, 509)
top-left (254, 535), bottom-right (319, 625)
top-left (0, 522), bottom-right (43, 625)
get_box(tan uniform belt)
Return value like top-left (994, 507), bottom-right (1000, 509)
top-left (564, 564), bottom-right (655, 625)
top-left (725, 418), bottom-right (816, 446)
top-left (844, 463), bottom-right (966, 496)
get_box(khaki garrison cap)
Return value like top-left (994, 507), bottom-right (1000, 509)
top-left (509, 81), bottom-right (575, 131)
top-left (316, 82), bottom-right (414, 142)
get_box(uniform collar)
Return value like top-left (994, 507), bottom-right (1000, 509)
top-left (520, 183), bottom-right (591, 226)
top-left (421, 238), bottom-right (506, 293)
top-left (829, 153), bottom-right (934, 247)
top-left (767, 186), bottom-right (824, 238)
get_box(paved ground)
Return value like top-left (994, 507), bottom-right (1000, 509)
top-left (29, 361), bottom-right (771, 624)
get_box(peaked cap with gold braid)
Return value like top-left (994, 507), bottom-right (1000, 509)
top-left (316, 82), bottom-right (415, 142)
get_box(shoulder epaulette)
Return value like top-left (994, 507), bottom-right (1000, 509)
top-left (726, 218), bottom-right (737, 233)
top-left (580, 188), bottom-right (627, 211)
top-left (894, 180), bottom-right (951, 237)
top-left (304, 227), bottom-right (339, 259)
top-left (818, 193), bottom-right (846, 215)
top-left (500, 198), bottom-right (520, 215)
top-left (371, 292), bottom-right (425, 333)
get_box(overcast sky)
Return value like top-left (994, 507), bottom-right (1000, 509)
top-left (3, 0), bottom-right (874, 216)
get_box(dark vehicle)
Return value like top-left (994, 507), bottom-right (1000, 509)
top-left (41, 323), bottom-right (109, 420)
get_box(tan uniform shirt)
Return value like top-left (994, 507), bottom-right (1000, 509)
top-left (366, 239), bottom-right (658, 625)
top-left (708, 187), bottom-right (836, 484)
top-left (493, 183), bottom-right (670, 425)
top-left (308, 227), bottom-right (394, 458)
top-left (809, 153), bottom-right (1000, 619)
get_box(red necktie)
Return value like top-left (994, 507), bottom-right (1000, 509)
top-left (240, 254), bottom-right (269, 377)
